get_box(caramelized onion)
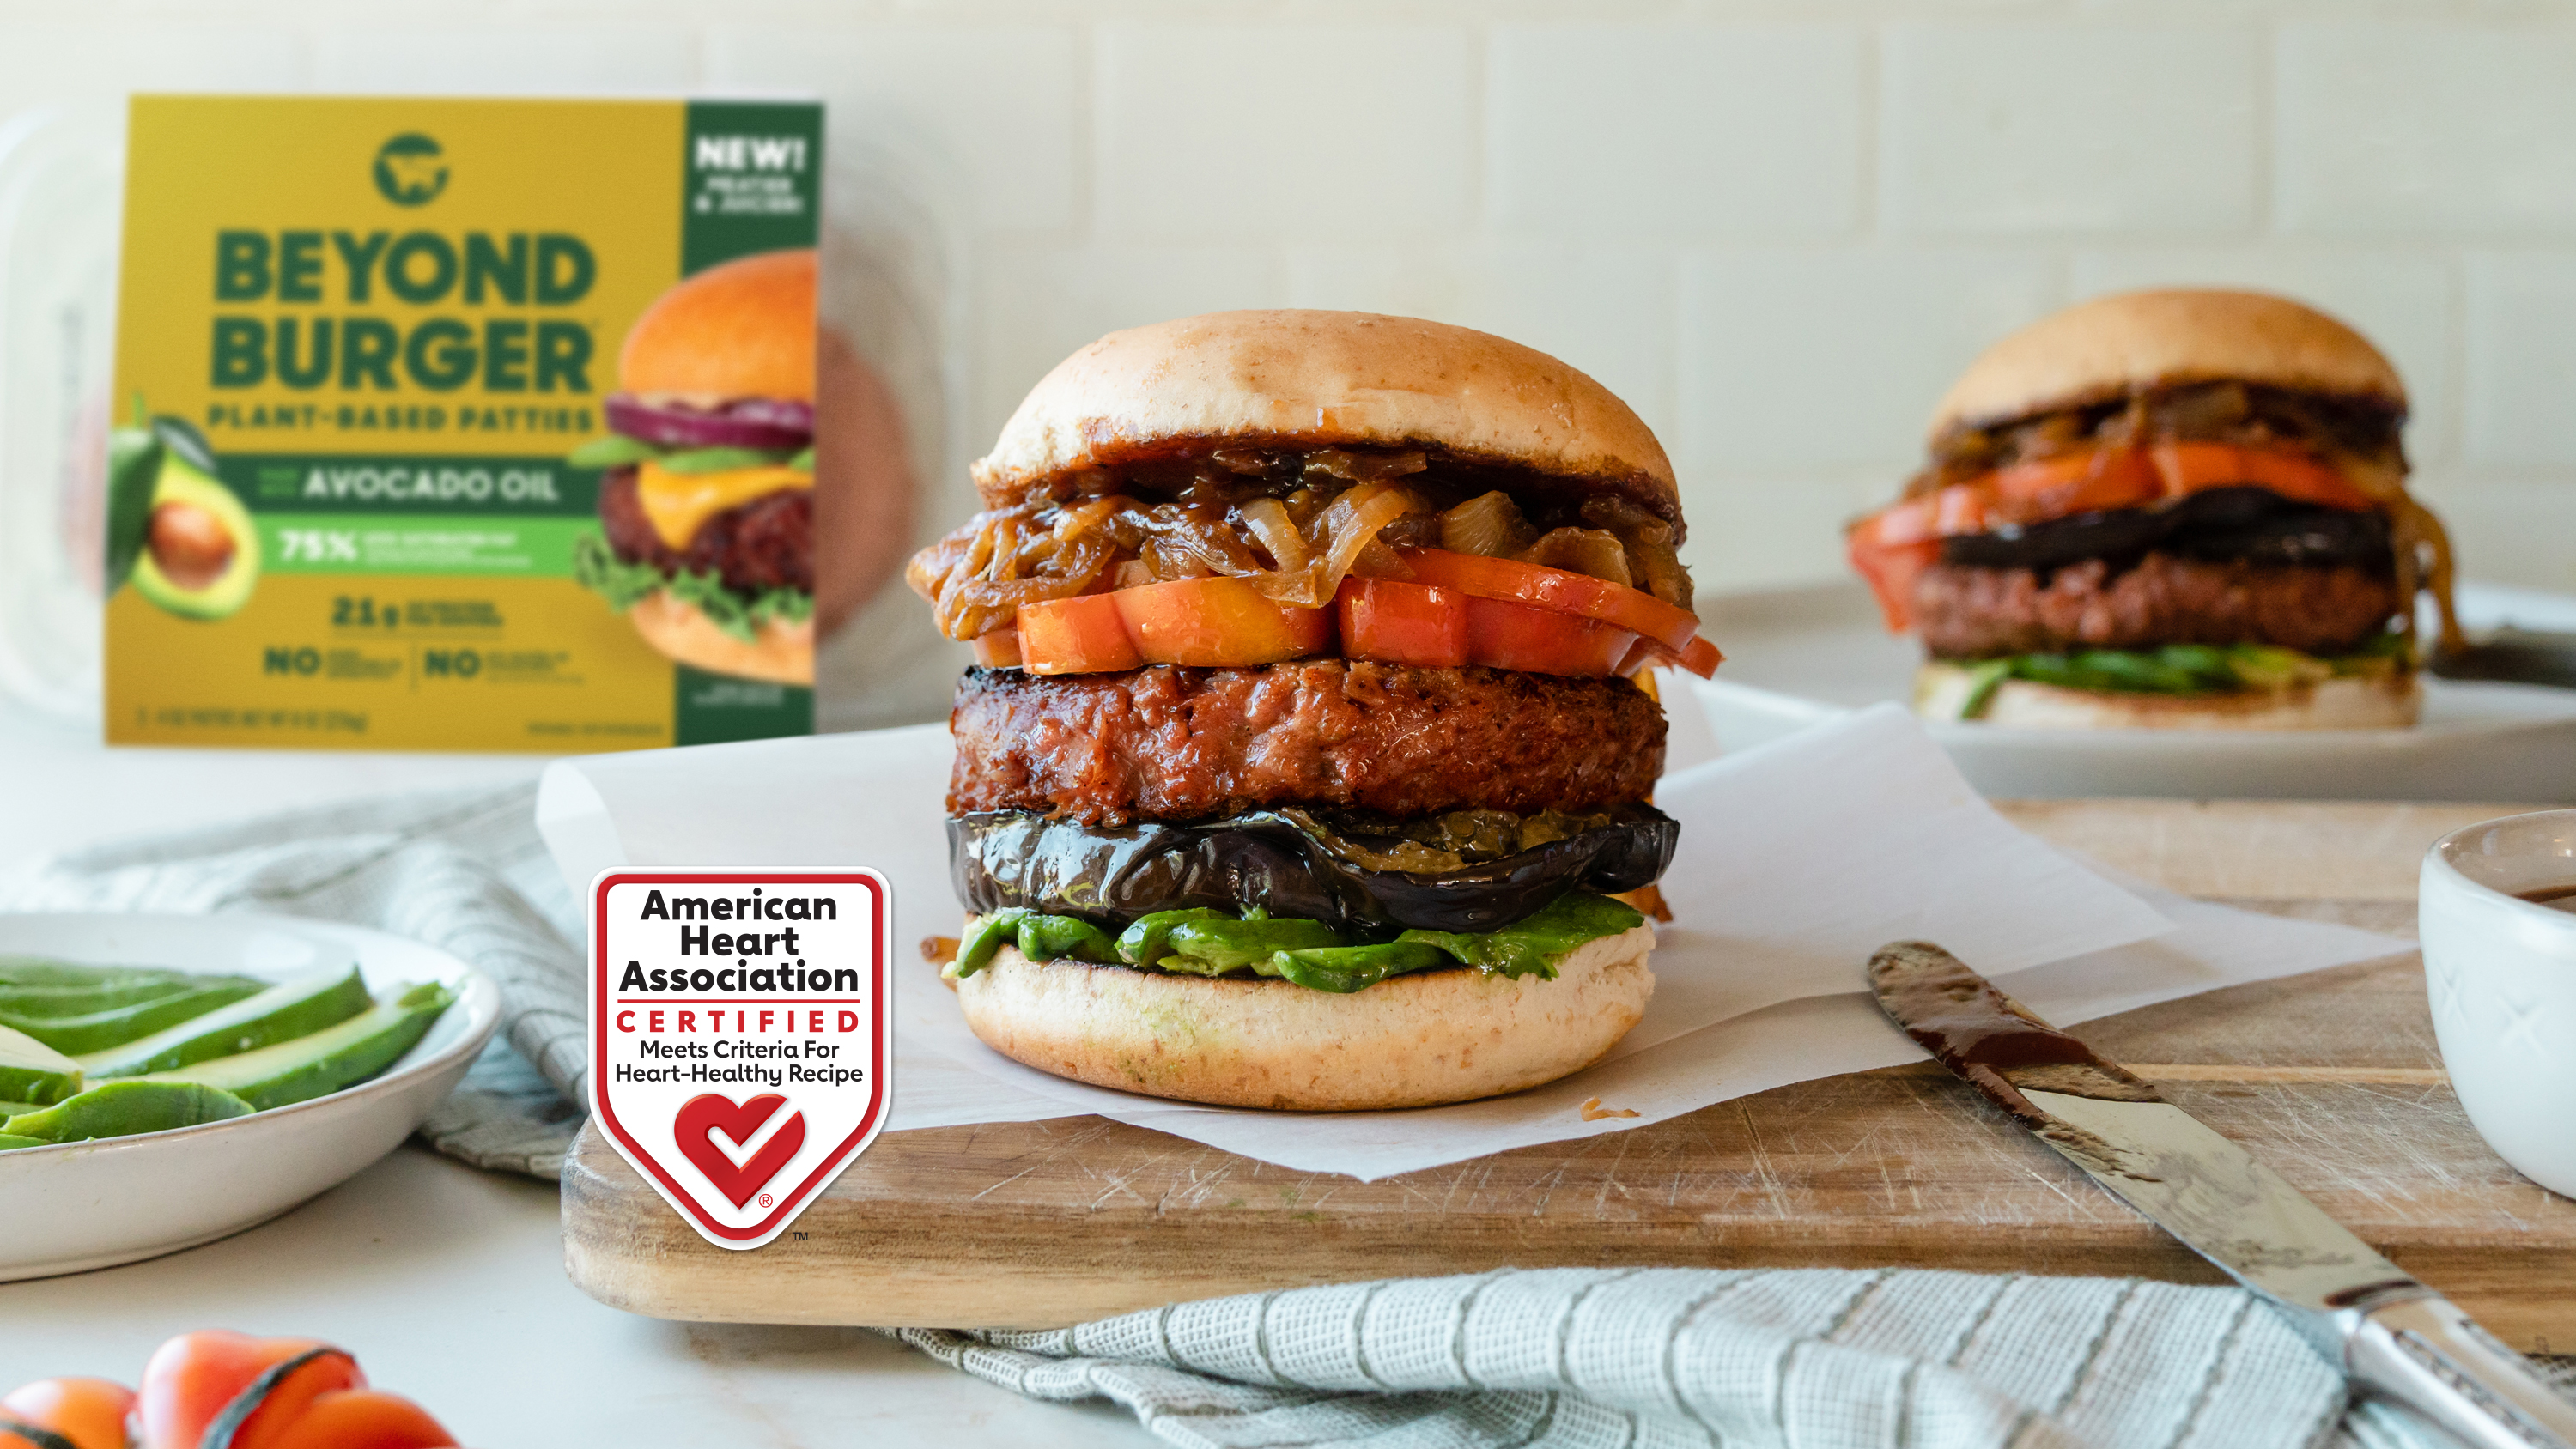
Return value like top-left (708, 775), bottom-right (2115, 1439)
top-left (1239, 497), bottom-right (1311, 573)
top-left (906, 446), bottom-right (1698, 641)
top-left (1523, 527), bottom-right (1633, 587)
top-left (1440, 491), bottom-right (1538, 558)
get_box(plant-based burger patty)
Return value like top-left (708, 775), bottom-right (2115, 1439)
top-left (1914, 553), bottom-right (2402, 659)
top-left (598, 467), bottom-right (812, 596)
top-left (947, 660), bottom-right (1666, 827)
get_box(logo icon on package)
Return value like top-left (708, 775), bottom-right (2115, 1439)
top-left (589, 870), bottom-right (888, 1248)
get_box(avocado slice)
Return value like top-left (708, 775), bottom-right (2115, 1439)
top-left (149, 982), bottom-right (457, 1110)
top-left (0, 976), bottom-right (209, 1018)
top-left (130, 452), bottom-right (259, 621)
top-left (1, 1080), bottom-right (254, 1143)
top-left (0, 1024), bottom-right (82, 1106)
top-left (0, 956), bottom-right (196, 988)
top-left (77, 965), bottom-right (371, 1079)
top-left (0, 1133), bottom-right (45, 1151)
top-left (0, 979), bottom-right (267, 1055)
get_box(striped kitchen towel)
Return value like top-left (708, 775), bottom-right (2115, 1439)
top-left (892, 1266), bottom-right (2566, 1449)
top-left (0, 782), bottom-right (589, 1178)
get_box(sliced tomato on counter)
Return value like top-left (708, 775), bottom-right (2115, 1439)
top-left (205, 1349), bottom-right (366, 1449)
top-left (137, 1333), bottom-right (341, 1449)
top-left (1336, 578), bottom-right (1467, 667)
top-left (1, 1380), bottom-right (132, 1449)
top-left (1392, 548), bottom-right (1701, 652)
top-left (253, 1391), bottom-right (454, 1449)
top-left (1015, 594), bottom-right (1141, 676)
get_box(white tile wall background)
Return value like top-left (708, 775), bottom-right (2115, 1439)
top-left (8, 0), bottom-right (2576, 600)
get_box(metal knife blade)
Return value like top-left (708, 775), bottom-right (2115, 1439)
top-left (1868, 940), bottom-right (2576, 1449)
top-left (2431, 626), bottom-right (2576, 690)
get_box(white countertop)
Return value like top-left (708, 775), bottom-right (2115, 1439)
top-left (0, 1146), bottom-right (1139, 1446)
top-left (0, 699), bottom-right (1139, 1445)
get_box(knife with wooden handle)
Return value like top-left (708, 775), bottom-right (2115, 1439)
top-left (1868, 940), bottom-right (2576, 1449)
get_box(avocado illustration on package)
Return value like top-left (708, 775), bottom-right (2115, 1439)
top-left (105, 403), bottom-right (261, 621)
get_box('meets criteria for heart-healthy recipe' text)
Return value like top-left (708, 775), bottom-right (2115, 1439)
top-left (610, 888), bottom-right (866, 1088)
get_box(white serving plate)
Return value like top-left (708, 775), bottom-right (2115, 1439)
top-left (0, 912), bottom-right (500, 1281)
top-left (1692, 580), bottom-right (2576, 803)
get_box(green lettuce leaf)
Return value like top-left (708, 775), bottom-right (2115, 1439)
top-left (571, 530), bottom-right (812, 645)
top-left (1950, 634), bottom-right (2415, 719)
top-left (948, 893), bottom-right (1648, 994)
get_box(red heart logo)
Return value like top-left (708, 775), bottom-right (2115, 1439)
top-left (673, 1093), bottom-right (806, 1209)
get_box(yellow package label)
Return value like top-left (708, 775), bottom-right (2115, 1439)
top-left (106, 95), bottom-right (823, 750)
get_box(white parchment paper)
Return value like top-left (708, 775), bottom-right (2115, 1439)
top-left (537, 700), bottom-right (2407, 1179)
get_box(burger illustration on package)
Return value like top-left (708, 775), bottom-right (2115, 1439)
top-left (569, 250), bottom-right (817, 688)
top-left (103, 95), bottom-right (823, 750)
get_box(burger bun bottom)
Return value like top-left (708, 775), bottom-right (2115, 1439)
top-left (629, 590), bottom-right (814, 686)
top-left (951, 920), bottom-right (1656, 1110)
top-left (1914, 661), bottom-right (2421, 730)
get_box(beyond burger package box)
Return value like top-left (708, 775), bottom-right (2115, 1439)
top-left (100, 94), bottom-right (824, 750)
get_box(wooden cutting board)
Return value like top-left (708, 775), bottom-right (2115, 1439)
top-left (561, 798), bottom-right (2576, 1350)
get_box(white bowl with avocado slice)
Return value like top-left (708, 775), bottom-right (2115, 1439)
top-left (0, 912), bottom-right (499, 1281)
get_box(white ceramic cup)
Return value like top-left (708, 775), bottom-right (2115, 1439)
top-left (2420, 809), bottom-right (2576, 1197)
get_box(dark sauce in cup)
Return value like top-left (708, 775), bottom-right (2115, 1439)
top-left (2515, 884), bottom-right (2576, 915)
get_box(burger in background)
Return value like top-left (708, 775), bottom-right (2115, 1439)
top-left (573, 248), bottom-right (817, 686)
top-left (907, 310), bottom-right (1720, 1111)
top-left (1849, 289), bottom-right (2462, 729)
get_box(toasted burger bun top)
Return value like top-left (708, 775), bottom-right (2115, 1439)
top-left (972, 309), bottom-right (1680, 519)
top-left (1929, 289), bottom-right (2406, 443)
top-left (619, 249), bottom-right (817, 406)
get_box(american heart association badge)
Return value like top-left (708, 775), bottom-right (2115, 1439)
top-left (588, 870), bottom-right (890, 1248)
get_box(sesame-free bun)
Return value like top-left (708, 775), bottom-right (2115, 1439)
top-left (951, 920), bottom-right (1657, 1110)
top-left (628, 590), bottom-right (814, 686)
top-left (1930, 289), bottom-right (2407, 442)
top-left (1914, 661), bottom-right (2421, 731)
top-left (618, 249), bottom-right (817, 406)
top-left (973, 309), bottom-right (1680, 520)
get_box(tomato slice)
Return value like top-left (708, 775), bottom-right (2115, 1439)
top-left (2, 1379), bottom-right (135, 1449)
top-left (1462, 595), bottom-right (1637, 676)
top-left (1394, 548), bottom-right (1700, 652)
top-left (252, 1391), bottom-right (455, 1449)
top-left (1848, 442), bottom-right (2379, 633)
top-left (136, 1333), bottom-right (336, 1449)
top-left (1984, 446), bottom-right (2160, 524)
top-left (1337, 579), bottom-right (1467, 668)
top-left (972, 629), bottom-right (1023, 669)
top-left (1613, 632), bottom-right (1725, 680)
top-left (1015, 594), bottom-right (1140, 676)
top-left (2149, 441), bottom-right (2375, 510)
top-left (1846, 527), bottom-right (1942, 633)
top-left (1018, 578), bottom-right (1331, 674)
top-left (1110, 577), bottom-right (1333, 667)
top-left (1341, 579), bottom-right (1641, 676)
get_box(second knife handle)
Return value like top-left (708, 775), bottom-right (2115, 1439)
top-left (2348, 1296), bottom-right (2576, 1449)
